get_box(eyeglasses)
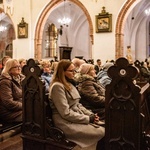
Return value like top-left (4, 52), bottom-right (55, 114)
top-left (10, 65), bottom-right (21, 69)
top-left (66, 69), bottom-right (77, 73)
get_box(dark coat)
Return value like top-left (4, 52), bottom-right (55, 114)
top-left (76, 74), bottom-right (105, 118)
top-left (140, 66), bottom-right (150, 81)
top-left (94, 65), bottom-right (102, 74)
top-left (0, 73), bottom-right (24, 123)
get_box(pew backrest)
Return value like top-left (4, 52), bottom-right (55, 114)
top-left (105, 57), bottom-right (150, 150)
top-left (22, 59), bottom-right (76, 150)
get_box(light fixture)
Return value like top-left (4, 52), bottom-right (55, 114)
top-left (145, 8), bottom-right (150, 16)
top-left (57, 0), bottom-right (71, 26)
top-left (0, 13), bottom-right (7, 32)
top-left (0, 23), bottom-right (7, 32)
top-left (91, 0), bottom-right (99, 2)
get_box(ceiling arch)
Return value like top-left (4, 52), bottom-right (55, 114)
top-left (115, 0), bottom-right (147, 59)
top-left (34, 0), bottom-right (94, 60)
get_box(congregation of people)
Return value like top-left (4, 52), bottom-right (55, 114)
top-left (0, 55), bottom-right (150, 149)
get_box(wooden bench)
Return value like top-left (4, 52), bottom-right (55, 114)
top-left (0, 122), bottom-right (22, 142)
top-left (21, 58), bottom-right (150, 150)
top-left (0, 122), bottom-right (22, 134)
top-left (21, 59), bottom-right (76, 150)
top-left (105, 57), bottom-right (150, 150)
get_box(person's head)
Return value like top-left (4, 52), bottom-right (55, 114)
top-left (79, 63), bottom-right (96, 78)
top-left (96, 59), bottom-right (101, 66)
top-left (2, 55), bottom-right (11, 68)
top-left (71, 58), bottom-right (85, 70)
top-left (102, 62), bottom-right (114, 71)
top-left (41, 60), bottom-right (51, 73)
top-left (18, 58), bottom-right (27, 68)
top-left (141, 61), bottom-right (148, 68)
top-left (51, 59), bottom-right (76, 90)
top-left (2, 59), bottom-right (21, 76)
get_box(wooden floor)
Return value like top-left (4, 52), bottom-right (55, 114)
top-left (0, 128), bottom-right (149, 150)
top-left (0, 133), bottom-right (22, 150)
top-left (0, 134), bottom-right (97, 150)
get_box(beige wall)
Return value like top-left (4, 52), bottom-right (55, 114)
top-left (81, 0), bottom-right (125, 63)
top-left (0, 0), bottom-right (125, 64)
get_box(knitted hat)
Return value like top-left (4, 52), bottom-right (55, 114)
top-left (79, 63), bottom-right (92, 74)
top-left (103, 62), bottom-right (114, 71)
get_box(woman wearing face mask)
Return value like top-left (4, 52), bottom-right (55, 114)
top-left (49, 59), bottom-right (105, 150)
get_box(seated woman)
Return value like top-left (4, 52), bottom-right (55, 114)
top-left (0, 59), bottom-right (24, 123)
top-left (97, 62), bottom-right (114, 88)
top-left (40, 60), bottom-right (53, 93)
top-left (76, 63), bottom-right (105, 120)
top-left (71, 58), bottom-right (85, 73)
top-left (49, 59), bottom-right (105, 150)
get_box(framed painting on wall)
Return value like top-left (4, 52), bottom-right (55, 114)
top-left (18, 17), bottom-right (28, 38)
top-left (95, 7), bottom-right (112, 33)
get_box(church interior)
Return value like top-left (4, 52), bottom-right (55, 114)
top-left (0, 0), bottom-right (150, 63)
top-left (0, 0), bottom-right (150, 150)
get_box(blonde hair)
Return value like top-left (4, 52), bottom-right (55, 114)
top-left (2, 59), bottom-right (19, 74)
top-left (18, 58), bottom-right (26, 64)
top-left (51, 61), bottom-right (58, 71)
top-left (50, 59), bottom-right (72, 91)
top-left (2, 55), bottom-right (11, 67)
top-left (40, 60), bottom-right (51, 68)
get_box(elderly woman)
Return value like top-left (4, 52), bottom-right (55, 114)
top-left (76, 63), bottom-right (105, 120)
top-left (49, 59), bottom-right (105, 150)
top-left (0, 59), bottom-right (24, 123)
top-left (71, 58), bottom-right (85, 73)
top-left (40, 60), bottom-right (53, 93)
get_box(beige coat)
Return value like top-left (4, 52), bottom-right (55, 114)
top-left (49, 82), bottom-right (105, 148)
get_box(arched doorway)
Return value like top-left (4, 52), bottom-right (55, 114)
top-left (34, 0), bottom-right (93, 60)
top-left (0, 8), bottom-right (15, 59)
top-left (115, 0), bottom-right (143, 59)
top-left (35, 0), bottom-right (145, 61)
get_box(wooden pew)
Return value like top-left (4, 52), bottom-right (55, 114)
top-left (105, 57), bottom-right (150, 150)
top-left (0, 122), bottom-right (22, 134)
top-left (21, 58), bottom-right (150, 150)
top-left (21, 59), bottom-right (76, 150)
top-left (0, 122), bottom-right (22, 142)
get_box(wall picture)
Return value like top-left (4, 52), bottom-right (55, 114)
top-left (96, 7), bottom-right (112, 33)
top-left (18, 18), bottom-right (28, 38)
